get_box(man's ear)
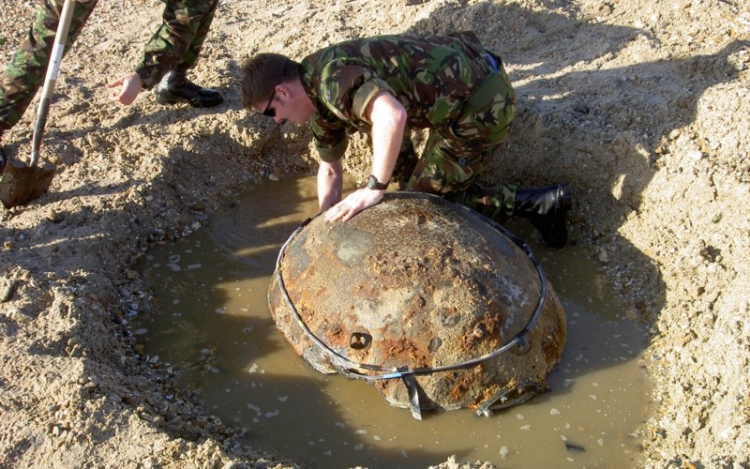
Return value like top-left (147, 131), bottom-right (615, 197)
top-left (276, 83), bottom-right (292, 99)
top-left (278, 77), bottom-right (304, 100)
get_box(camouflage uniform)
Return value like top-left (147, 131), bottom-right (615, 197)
top-left (0, 0), bottom-right (219, 134)
top-left (301, 31), bottom-right (519, 219)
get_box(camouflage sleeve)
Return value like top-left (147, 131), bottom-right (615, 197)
top-left (310, 59), bottom-right (395, 161)
top-left (313, 130), bottom-right (349, 163)
top-left (317, 59), bottom-right (395, 122)
top-left (351, 78), bottom-right (394, 121)
top-left (309, 110), bottom-right (348, 162)
top-left (135, 0), bottom-right (218, 89)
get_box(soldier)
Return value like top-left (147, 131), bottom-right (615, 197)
top-left (0, 0), bottom-right (223, 147)
top-left (241, 32), bottom-right (572, 248)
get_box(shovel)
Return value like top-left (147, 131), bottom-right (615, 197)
top-left (0, 0), bottom-right (75, 209)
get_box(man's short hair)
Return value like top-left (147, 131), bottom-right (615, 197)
top-left (241, 53), bottom-right (299, 111)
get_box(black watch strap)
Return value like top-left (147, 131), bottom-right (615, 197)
top-left (367, 175), bottom-right (388, 190)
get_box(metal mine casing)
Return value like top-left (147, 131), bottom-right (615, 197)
top-left (267, 192), bottom-right (566, 417)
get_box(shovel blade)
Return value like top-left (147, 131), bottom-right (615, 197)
top-left (0, 159), bottom-right (56, 209)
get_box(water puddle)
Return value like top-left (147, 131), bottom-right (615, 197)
top-left (134, 175), bottom-right (652, 469)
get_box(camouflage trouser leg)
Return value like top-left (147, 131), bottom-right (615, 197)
top-left (138, 0), bottom-right (219, 87)
top-left (447, 182), bottom-right (518, 222)
top-left (0, 0), bottom-right (98, 132)
top-left (404, 70), bottom-right (518, 222)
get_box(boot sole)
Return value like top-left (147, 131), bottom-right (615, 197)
top-left (155, 94), bottom-right (224, 108)
top-left (155, 94), bottom-right (181, 105)
top-left (154, 88), bottom-right (224, 108)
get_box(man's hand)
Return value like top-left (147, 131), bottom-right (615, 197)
top-left (107, 72), bottom-right (143, 105)
top-left (323, 188), bottom-right (384, 223)
top-left (318, 92), bottom-right (404, 222)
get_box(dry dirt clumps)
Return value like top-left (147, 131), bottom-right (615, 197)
top-left (1, 0), bottom-right (749, 468)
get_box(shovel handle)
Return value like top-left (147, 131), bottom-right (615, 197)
top-left (30, 0), bottom-right (76, 167)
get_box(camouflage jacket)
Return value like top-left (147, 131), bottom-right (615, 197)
top-left (300, 31), bottom-right (502, 162)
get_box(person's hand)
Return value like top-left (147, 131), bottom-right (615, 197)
top-left (107, 72), bottom-right (143, 106)
top-left (323, 188), bottom-right (384, 223)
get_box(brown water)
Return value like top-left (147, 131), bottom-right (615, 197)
top-left (134, 175), bottom-right (652, 469)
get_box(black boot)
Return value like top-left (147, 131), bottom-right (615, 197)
top-left (514, 184), bottom-right (572, 249)
top-left (154, 70), bottom-right (224, 108)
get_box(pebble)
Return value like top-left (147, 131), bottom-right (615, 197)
top-left (0, 278), bottom-right (14, 303)
top-left (46, 209), bottom-right (63, 223)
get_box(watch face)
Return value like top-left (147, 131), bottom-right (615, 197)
top-left (367, 175), bottom-right (385, 190)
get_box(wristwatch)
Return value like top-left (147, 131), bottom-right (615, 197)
top-left (366, 175), bottom-right (388, 190)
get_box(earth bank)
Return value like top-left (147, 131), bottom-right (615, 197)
top-left (1, 0), bottom-right (749, 468)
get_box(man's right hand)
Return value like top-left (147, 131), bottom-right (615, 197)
top-left (323, 188), bottom-right (384, 223)
top-left (107, 72), bottom-right (143, 106)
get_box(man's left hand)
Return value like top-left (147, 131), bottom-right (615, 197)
top-left (323, 188), bottom-right (384, 223)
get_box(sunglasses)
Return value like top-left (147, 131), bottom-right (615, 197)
top-left (261, 60), bottom-right (289, 117)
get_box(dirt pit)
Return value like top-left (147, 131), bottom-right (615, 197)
top-left (1, 0), bottom-right (749, 468)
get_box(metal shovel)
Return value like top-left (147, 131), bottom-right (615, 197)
top-left (0, 0), bottom-right (75, 209)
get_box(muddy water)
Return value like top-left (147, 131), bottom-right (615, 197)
top-left (135, 175), bottom-right (652, 469)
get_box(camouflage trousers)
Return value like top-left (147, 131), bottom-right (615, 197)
top-left (0, 0), bottom-right (219, 134)
top-left (137, 0), bottom-right (220, 89)
top-left (392, 62), bottom-right (519, 221)
top-left (0, 0), bottom-right (98, 133)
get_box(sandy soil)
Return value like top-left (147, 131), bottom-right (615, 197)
top-left (1, 0), bottom-right (749, 468)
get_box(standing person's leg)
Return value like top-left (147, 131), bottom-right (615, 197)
top-left (173, 0), bottom-right (219, 74)
top-left (0, 0), bottom-right (97, 134)
top-left (149, 0), bottom-right (223, 107)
